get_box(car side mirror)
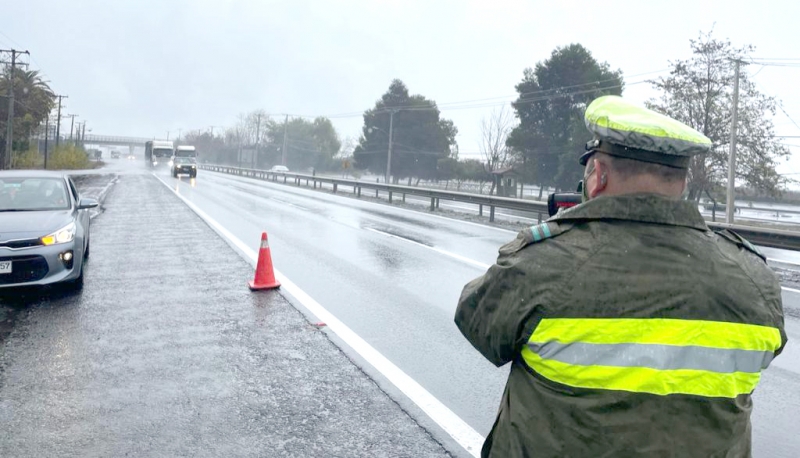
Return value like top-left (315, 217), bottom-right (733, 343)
top-left (78, 198), bottom-right (99, 210)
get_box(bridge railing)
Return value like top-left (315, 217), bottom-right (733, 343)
top-left (198, 164), bottom-right (800, 251)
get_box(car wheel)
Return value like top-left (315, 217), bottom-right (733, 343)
top-left (84, 237), bottom-right (90, 260)
top-left (63, 259), bottom-right (84, 292)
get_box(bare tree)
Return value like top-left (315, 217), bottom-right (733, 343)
top-left (479, 105), bottom-right (516, 195)
top-left (647, 30), bottom-right (790, 201)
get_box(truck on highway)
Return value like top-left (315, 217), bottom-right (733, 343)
top-left (144, 140), bottom-right (175, 168)
top-left (171, 145), bottom-right (198, 178)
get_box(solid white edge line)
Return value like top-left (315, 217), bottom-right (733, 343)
top-left (154, 174), bottom-right (484, 457)
top-left (782, 286), bottom-right (800, 294)
top-left (365, 227), bottom-right (492, 271)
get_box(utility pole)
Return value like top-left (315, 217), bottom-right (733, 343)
top-left (255, 113), bottom-right (262, 169)
top-left (281, 114), bottom-right (289, 166)
top-left (81, 121), bottom-right (87, 147)
top-left (177, 129), bottom-right (182, 142)
top-left (65, 114), bottom-right (78, 143)
top-left (726, 60), bottom-right (742, 224)
top-left (44, 114), bottom-right (50, 169)
top-left (54, 95), bottom-right (67, 149)
top-left (386, 110), bottom-right (397, 184)
top-left (3, 49), bottom-right (30, 169)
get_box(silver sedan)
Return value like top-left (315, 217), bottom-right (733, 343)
top-left (0, 171), bottom-right (98, 290)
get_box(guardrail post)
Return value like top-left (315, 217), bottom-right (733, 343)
top-left (389, 191), bottom-right (393, 203)
top-left (479, 204), bottom-right (483, 216)
top-left (333, 183), bottom-right (338, 194)
top-left (403, 193), bottom-right (406, 203)
top-left (537, 213), bottom-right (542, 224)
top-left (490, 206), bottom-right (495, 222)
top-left (314, 180), bottom-right (317, 189)
top-left (284, 175), bottom-right (287, 184)
top-left (375, 188), bottom-right (379, 198)
top-left (430, 197), bottom-right (435, 211)
top-left (436, 198), bottom-right (440, 209)
top-left (357, 186), bottom-right (361, 198)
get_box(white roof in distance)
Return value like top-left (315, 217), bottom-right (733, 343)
top-left (152, 140), bottom-right (174, 149)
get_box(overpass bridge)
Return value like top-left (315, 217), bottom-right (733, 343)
top-left (81, 134), bottom-right (161, 148)
top-left (32, 133), bottom-right (169, 156)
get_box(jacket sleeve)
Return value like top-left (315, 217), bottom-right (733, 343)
top-left (454, 243), bottom-right (560, 367)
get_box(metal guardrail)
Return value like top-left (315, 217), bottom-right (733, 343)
top-left (199, 164), bottom-right (549, 222)
top-left (705, 222), bottom-right (800, 251)
top-left (199, 164), bottom-right (800, 251)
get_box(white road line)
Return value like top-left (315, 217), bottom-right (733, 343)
top-left (204, 169), bottom-right (520, 235)
top-left (365, 227), bottom-right (491, 271)
top-left (368, 225), bottom-right (800, 295)
top-left (768, 257), bottom-right (800, 267)
top-left (203, 171), bottom-right (800, 298)
top-left (270, 197), bottom-right (309, 211)
top-left (156, 174), bottom-right (484, 458)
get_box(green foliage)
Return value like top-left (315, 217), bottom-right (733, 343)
top-left (256, 116), bottom-right (342, 171)
top-left (189, 112), bottom-right (342, 172)
top-left (47, 144), bottom-right (92, 170)
top-left (0, 68), bottom-right (55, 159)
top-left (647, 30), bottom-right (790, 200)
top-left (507, 44), bottom-right (624, 190)
top-left (458, 159), bottom-right (490, 183)
top-left (354, 79), bottom-right (458, 182)
top-left (182, 131), bottom-right (228, 164)
top-left (12, 146), bottom-right (42, 169)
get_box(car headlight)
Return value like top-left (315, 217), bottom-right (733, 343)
top-left (41, 221), bottom-right (76, 246)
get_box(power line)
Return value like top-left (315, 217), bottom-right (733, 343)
top-left (779, 106), bottom-right (800, 132)
top-left (293, 69), bottom-right (668, 120)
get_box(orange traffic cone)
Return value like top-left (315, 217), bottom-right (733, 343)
top-left (249, 232), bottom-right (281, 290)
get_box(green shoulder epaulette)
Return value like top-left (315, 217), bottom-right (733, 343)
top-left (499, 221), bottom-right (573, 255)
top-left (715, 229), bottom-right (766, 263)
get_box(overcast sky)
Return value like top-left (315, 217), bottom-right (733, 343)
top-left (3, 0), bottom-right (800, 175)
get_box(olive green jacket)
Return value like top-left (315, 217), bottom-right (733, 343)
top-left (455, 194), bottom-right (787, 458)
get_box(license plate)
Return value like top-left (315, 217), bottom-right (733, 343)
top-left (0, 261), bottom-right (11, 274)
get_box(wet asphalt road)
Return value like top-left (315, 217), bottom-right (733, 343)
top-left (169, 166), bottom-right (800, 457)
top-left (2, 158), bottom-right (799, 457)
top-left (0, 169), bottom-right (450, 457)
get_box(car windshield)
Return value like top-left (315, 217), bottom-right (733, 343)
top-left (153, 148), bottom-right (173, 157)
top-left (0, 177), bottom-right (70, 211)
top-left (174, 157), bottom-right (195, 164)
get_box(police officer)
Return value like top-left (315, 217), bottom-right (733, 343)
top-left (454, 95), bottom-right (787, 457)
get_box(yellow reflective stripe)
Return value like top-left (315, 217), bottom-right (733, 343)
top-left (521, 347), bottom-right (762, 398)
top-left (530, 318), bottom-right (782, 352)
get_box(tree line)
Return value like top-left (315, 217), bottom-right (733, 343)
top-left (0, 67), bottom-right (56, 167)
top-left (201, 29), bottom-right (788, 201)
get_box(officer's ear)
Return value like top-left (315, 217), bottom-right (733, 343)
top-left (590, 158), bottom-right (610, 198)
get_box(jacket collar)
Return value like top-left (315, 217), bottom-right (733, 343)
top-left (551, 193), bottom-right (708, 231)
